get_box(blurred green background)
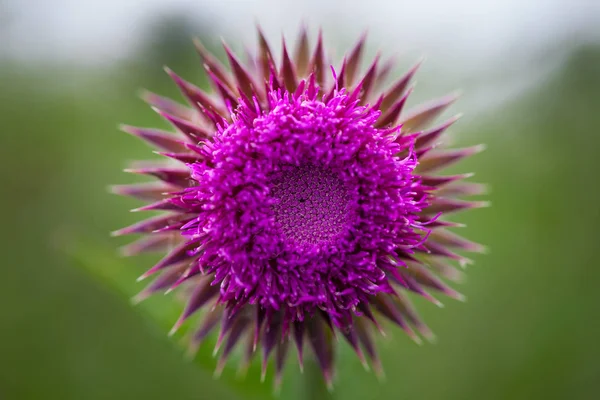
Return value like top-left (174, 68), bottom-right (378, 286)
top-left (1, 2), bottom-right (600, 399)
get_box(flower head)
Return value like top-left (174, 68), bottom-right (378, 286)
top-left (113, 27), bottom-right (486, 388)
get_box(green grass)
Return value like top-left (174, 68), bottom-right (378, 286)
top-left (1, 45), bottom-right (599, 400)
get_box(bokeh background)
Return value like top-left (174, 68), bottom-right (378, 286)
top-left (2, 1), bottom-right (600, 399)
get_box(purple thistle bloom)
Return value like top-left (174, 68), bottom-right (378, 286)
top-left (113, 27), bottom-right (486, 388)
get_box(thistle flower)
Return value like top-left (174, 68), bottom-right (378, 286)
top-left (112, 27), bottom-right (486, 388)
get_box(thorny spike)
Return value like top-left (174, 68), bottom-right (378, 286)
top-left (133, 264), bottom-right (187, 304)
top-left (223, 41), bottom-right (256, 100)
top-left (357, 55), bottom-right (379, 104)
top-left (373, 56), bottom-right (396, 92)
top-left (280, 40), bottom-right (298, 93)
top-left (188, 309), bottom-right (222, 356)
top-left (419, 219), bottom-right (466, 229)
top-left (137, 241), bottom-right (197, 281)
top-left (357, 302), bottom-right (385, 336)
top-left (130, 198), bottom-right (184, 213)
top-left (375, 86), bottom-right (414, 128)
top-left (324, 59), bottom-right (347, 102)
top-left (124, 166), bottom-right (191, 188)
top-left (237, 333), bottom-right (256, 378)
top-left (184, 142), bottom-right (207, 155)
top-left (422, 242), bottom-right (473, 268)
top-left (345, 32), bottom-right (367, 86)
top-left (342, 326), bottom-right (369, 370)
top-left (405, 262), bottom-right (465, 301)
top-left (253, 306), bottom-right (266, 351)
top-left (373, 295), bottom-right (422, 344)
top-left (257, 26), bottom-right (275, 81)
top-left (415, 114), bottom-right (462, 150)
top-left (214, 308), bottom-right (242, 356)
top-left (206, 68), bottom-right (239, 111)
top-left (110, 182), bottom-right (176, 201)
top-left (140, 90), bottom-right (193, 121)
top-left (417, 144), bottom-right (486, 173)
top-left (120, 125), bottom-right (189, 152)
top-left (261, 316), bottom-right (282, 381)
top-left (438, 182), bottom-right (488, 197)
top-left (355, 318), bottom-right (383, 378)
top-left (420, 173), bottom-right (474, 188)
top-left (423, 198), bottom-right (490, 215)
top-left (307, 317), bottom-right (334, 389)
top-left (154, 109), bottom-right (212, 142)
top-left (111, 213), bottom-right (188, 236)
top-left (164, 67), bottom-right (225, 119)
top-left (293, 321), bottom-right (305, 371)
top-left (308, 31), bottom-right (325, 88)
top-left (393, 293), bottom-right (436, 342)
top-left (193, 38), bottom-right (235, 91)
top-left (425, 257), bottom-right (466, 283)
top-left (243, 44), bottom-right (257, 73)
top-left (401, 93), bottom-right (460, 132)
top-left (380, 60), bottom-right (422, 112)
top-left (294, 25), bottom-right (310, 76)
top-left (389, 268), bottom-right (444, 307)
top-left (170, 279), bottom-right (220, 336)
top-left (156, 151), bottom-right (203, 164)
top-left (120, 234), bottom-right (174, 257)
top-left (430, 229), bottom-right (487, 253)
top-left (274, 338), bottom-right (290, 392)
top-left (214, 314), bottom-right (251, 377)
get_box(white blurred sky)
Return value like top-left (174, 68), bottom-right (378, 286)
top-left (4, 0), bottom-right (599, 63)
top-left (3, 0), bottom-right (600, 112)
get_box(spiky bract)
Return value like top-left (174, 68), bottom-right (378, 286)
top-left (113, 27), bottom-right (486, 388)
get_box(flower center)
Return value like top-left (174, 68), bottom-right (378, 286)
top-left (269, 164), bottom-right (353, 247)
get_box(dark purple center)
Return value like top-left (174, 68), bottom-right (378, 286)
top-left (269, 164), bottom-right (353, 247)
